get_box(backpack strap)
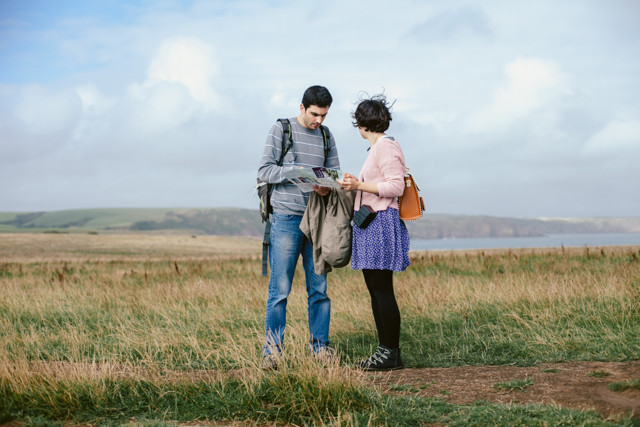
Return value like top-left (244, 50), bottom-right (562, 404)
top-left (262, 220), bottom-right (272, 277)
top-left (277, 118), bottom-right (328, 165)
top-left (319, 125), bottom-right (330, 166)
top-left (277, 118), bottom-right (294, 165)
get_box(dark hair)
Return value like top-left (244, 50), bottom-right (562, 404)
top-left (351, 93), bottom-right (393, 133)
top-left (301, 85), bottom-right (333, 109)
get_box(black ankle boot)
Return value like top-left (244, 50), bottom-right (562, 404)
top-left (355, 345), bottom-right (403, 371)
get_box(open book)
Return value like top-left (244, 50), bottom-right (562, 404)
top-left (282, 167), bottom-right (343, 193)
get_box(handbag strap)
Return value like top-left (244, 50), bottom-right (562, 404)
top-left (373, 138), bottom-right (421, 191)
top-left (373, 136), bottom-right (408, 174)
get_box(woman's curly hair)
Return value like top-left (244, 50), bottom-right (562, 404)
top-left (351, 93), bottom-right (393, 133)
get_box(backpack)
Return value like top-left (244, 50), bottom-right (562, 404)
top-left (256, 118), bottom-right (330, 276)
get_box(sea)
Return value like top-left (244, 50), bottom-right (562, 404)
top-left (410, 233), bottom-right (640, 251)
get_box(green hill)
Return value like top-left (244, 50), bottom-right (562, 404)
top-left (0, 208), bottom-right (264, 236)
top-left (1, 208), bottom-right (639, 239)
top-left (0, 209), bottom-right (177, 230)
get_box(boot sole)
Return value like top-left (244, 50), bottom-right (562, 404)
top-left (360, 365), bottom-right (404, 372)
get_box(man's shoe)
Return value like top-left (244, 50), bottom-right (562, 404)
top-left (355, 345), bottom-right (403, 371)
top-left (262, 354), bottom-right (279, 371)
top-left (312, 346), bottom-right (339, 364)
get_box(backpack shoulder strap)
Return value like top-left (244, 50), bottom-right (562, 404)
top-left (276, 118), bottom-right (294, 166)
top-left (319, 125), bottom-right (330, 166)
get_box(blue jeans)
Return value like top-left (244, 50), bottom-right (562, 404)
top-left (264, 212), bottom-right (331, 355)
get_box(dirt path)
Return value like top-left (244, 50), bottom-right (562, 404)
top-left (369, 361), bottom-right (640, 419)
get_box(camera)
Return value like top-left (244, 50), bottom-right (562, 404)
top-left (353, 205), bottom-right (377, 229)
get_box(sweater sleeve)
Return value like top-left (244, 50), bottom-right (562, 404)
top-left (257, 122), bottom-right (297, 184)
top-left (374, 139), bottom-right (405, 198)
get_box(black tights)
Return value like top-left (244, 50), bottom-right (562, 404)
top-left (362, 269), bottom-right (401, 349)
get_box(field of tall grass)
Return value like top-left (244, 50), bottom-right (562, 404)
top-left (1, 235), bottom-right (639, 426)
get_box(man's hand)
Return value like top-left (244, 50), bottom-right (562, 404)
top-left (337, 173), bottom-right (360, 191)
top-left (313, 185), bottom-right (330, 196)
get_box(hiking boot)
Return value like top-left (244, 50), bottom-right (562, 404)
top-left (312, 346), bottom-right (339, 365)
top-left (262, 354), bottom-right (280, 371)
top-left (355, 345), bottom-right (403, 371)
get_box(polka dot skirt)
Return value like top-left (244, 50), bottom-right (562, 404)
top-left (351, 208), bottom-right (411, 272)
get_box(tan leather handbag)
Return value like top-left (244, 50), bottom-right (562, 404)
top-left (398, 169), bottom-right (425, 221)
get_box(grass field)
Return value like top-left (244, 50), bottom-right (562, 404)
top-left (0, 233), bottom-right (262, 262)
top-left (1, 234), bottom-right (640, 426)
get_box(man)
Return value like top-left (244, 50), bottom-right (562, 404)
top-left (257, 85), bottom-right (340, 369)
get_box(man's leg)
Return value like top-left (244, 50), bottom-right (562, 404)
top-left (264, 213), bottom-right (304, 355)
top-left (301, 236), bottom-right (331, 352)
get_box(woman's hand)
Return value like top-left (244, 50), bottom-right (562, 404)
top-left (339, 173), bottom-right (380, 195)
top-left (338, 173), bottom-right (360, 191)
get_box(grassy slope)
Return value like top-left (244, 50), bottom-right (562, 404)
top-left (0, 212), bottom-right (25, 229)
top-left (34, 208), bottom-right (179, 229)
top-left (8, 208), bottom-right (180, 229)
top-left (0, 212), bottom-right (23, 222)
top-left (0, 208), bottom-right (262, 234)
top-left (2, 208), bottom-right (640, 239)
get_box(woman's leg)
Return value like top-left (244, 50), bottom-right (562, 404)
top-left (362, 269), bottom-right (385, 346)
top-left (362, 269), bottom-right (400, 349)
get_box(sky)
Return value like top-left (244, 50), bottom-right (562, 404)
top-left (1, 0), bottom-right (639, 218)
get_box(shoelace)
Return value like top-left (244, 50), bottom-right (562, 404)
top-left (367, 347), bottom-right (391, 366)
top-left (363, 350), bottom-right (380, 364)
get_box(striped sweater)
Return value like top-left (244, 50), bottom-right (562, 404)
top-left (257, 117), bottom-right (340, 216)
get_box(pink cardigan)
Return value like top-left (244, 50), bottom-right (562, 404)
top-left (355, 137), bottom-right (406, 212)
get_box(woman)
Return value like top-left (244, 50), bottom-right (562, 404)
top-left (339, 94), bottom-right (410, 371)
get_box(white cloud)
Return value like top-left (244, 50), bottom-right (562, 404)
top-left (128, 81), bottom-right (200, 135)
top-left (405, 5), bottom-right (492, 43)
top-left (0, 85), bottom-right (82, 163)
top-left (70, 84), bottom-right (116, 146)
top-left (13, 85), bottom-right (82, 135)
top-left (124, 37), bottom-right (220, 136)
top-left (132, 37), bottom-right (218, 108)
top-left (269, 92), bottom-right (300, 109)
top-left (468, 57), bottom-right (565, 133)
top-left (75, 84), bottom-right (116, 115)
top-left (583, 119), bottom-right (640, 155)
